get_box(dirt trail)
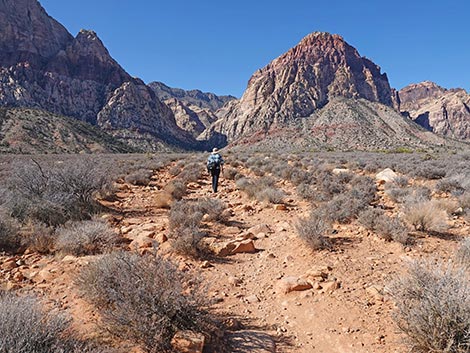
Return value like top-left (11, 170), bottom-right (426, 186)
top-left (1, 162), bottom-right (464, 353)
top-left (111, 164), bottom-right (413, 353)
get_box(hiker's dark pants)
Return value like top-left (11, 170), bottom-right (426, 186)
top-left (210, 168), bottom-right (220, 192)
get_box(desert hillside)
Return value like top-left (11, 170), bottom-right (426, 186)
top-left (1, 150), bottom-right (469, 353)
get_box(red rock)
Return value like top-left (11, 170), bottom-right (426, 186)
top-left (171, 331), bottom-right (205, 353)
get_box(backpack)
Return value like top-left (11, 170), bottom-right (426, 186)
top-left (207, 154), bottom-right (221, 171)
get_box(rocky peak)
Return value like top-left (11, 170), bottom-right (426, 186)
top-left (209, 31), bottom-right (394, 141)
top-left (399, 81), bottom-right (470, 140)
top-left (0, 0), bottom-right (72, 64)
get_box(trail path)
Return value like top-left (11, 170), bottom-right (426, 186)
top-left (1, 161), bottom-right (464, 353)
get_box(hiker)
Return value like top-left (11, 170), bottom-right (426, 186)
top-left (207, 148), bottom-right (224, 193)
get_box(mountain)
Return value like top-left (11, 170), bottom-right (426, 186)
top-left (0, 107), bottom-right (136, 153)
top-left (200, 32), bottom-right (458, 151)
top-left (0, 0), bottom-right (197, 151)
top-left (399, 81), bottom-right (470, 140)
top-left (149, 81), bottom-right (236, 111)
top-left (205, 32), bottom-right (395, 142)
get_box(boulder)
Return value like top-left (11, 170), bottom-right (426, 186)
top-left (171, 331), bottom-right (205, 353)
top-left (248, 224), bottom-right (273, 235)
top-left (332, 168), bottom-right (350, 175)
top-left (375, 168), bottom-right (398, 184)
top-left (279, 276), bottom-right (313, 293)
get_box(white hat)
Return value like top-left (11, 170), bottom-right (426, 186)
top-left (211, 147), bottom-right (218, 154)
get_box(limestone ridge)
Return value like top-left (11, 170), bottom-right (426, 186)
top-left (206, 32), bottom-right (394, 141)
top-left (0, 0), bottom-right (196, 150)
top-left (399, 81), bottom-right (470, 140)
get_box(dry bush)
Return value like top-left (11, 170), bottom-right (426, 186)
top-left (179, 163), bottom-right (203, 183)
top-left (404, 200), bottom-right (448, 233)
top-left (0, 211), bottom-right (20, 253)
top-left (55, 220), bottom-right (119, 256)
top-left (436, 177), bottom-right (465, 196)
top-left (5, 160), bottom-right (109, 226)
top-left (296, 183), bottom-right (316, 201)
top-left (456, 238), bottom-right (470, 269)
top-left (168, 165), bottom-right (182, 177)
top-left (295, 212), bottom-right (331, 250)
top-left (412, 165), bottom-right (446, 180)
top-left (20, 221), bottom-right (55, 254)
top-left (389, 260), bottom-right (470, 353)
top-left (236, 176), bottom-right (285, 204)
top-left (459, 192), bottom-right (470, 212)
top-left (124, 169), bottom-right (153, 186)
top-left (164, 180), bottom-right (187, 201)
top-left (169, 200), bottom-right (203, 231)
top-left (76, 252), bottom-right (219, 353)
top-left (0, 292), bottom-right (74, 353)
top-left (374, 216), bottom-right (410, 244)
top-left (358, 207), bottom-right (385, 230)
top-left (223, 166), bottom-right (239, 180)
top-left (195, 198), bottom-right (228, 223)
top-left (256, 187), bottom-right (285, 204)
top-left (170, 226), bottom-right (206, 258)
top-left (154, 191), bottom-right (173, 209)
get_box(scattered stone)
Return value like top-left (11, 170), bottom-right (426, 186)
top-left (245, 294), bottom-right (260, 304)
top-left (2, 259), bottom-right (18, 271)
top-left (274, 204), bottom-right (287, 211)
top-left (129, 234), bottom-right (155, 249)
top-left (332, 168), bottom-right (350, 175)
top-left (320, 280), bottom-right (340, 294)
top-left (200, 261), bottom-right (213, 269)
top-left (154, 233), bottom-right (168, 244)
top-left (248, 224), bottom-right (272, 235)
top-left (225, 226), bottom-right (241, 235)
top-left (366, 285), bottom-right (384, 302)
top-left (61, 255), bottom-right (78, 263)
top-left (228, 276), bottom-right (242, 286)
top-left (12, 272), bottom-right (24, 282)
top-left (232, 240), bottom-right (256, 254)
top-left (375, 168), bottom-right (398, 184)
top-left (171, 331), bottom-right (205, 353)
top-left (279, 276), bottom-right (313, 293)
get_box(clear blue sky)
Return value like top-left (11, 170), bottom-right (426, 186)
top-left (40, 0), bottom-right (469, 97)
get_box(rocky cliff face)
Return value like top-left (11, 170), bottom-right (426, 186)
top-left (0, 0), bottom-right (196, 150)
top-left (149, 81), bottom-right (236, 111)
top-left (207, 32), bottom-right (394, 141)
top-left (399, 82), bottom-right (470, 140)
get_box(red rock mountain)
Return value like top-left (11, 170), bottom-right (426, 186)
top-left (205, 32), bottom-right (395, 141)
top-left (0, 0), bottom-right (196, 150)
top-left (399, 81), bottom-right (470, 140)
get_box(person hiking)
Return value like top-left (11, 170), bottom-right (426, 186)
top-left (207, 148), bottom-right (224, 193)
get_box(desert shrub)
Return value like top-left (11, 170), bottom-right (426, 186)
top-left (55, 220), bottom-right (119, 256)
top-left (412, 165), bottom-right (446, 180)
top-left (169, 200), bottom-right (203, 231)
top-left (164, 180), bottom-right (187, 201)
top-left (385, 186), bottom-right (409, 203)
top-left (374, 216), bottom-right (410, 244)
top-left (5, 160), bottom-right (109, 226)
top-left (436, 177), bottom-right (465, 196)
top-left (456, 238), bottom-right (470, 269)
top-left (76, 252), bottom-right (218, 353)
top-left (319, 193), bottom-right (366, 224)
top-left (195, 198), bottom-right (228, 223)
top-left (0, 211), bottom-right (20, 253)
top-left (364, 162), bottom-right (379, 173)
top-left (256, 187), bottom-right (286, 204)
top-left (349, 175), bottom-right (377, 204)
top-left (389, 260), bottom-right (470, 353)
top-left (434, 199), bottom-right (461, 215)
top-left (0, 292), bottom-right (71, 353)
top-left (224, 167), bottom-right (239, 180)
top-left (20, 221), bottom-right (55, 254)
top-left (459, 192), bottom-right (470, 212)
top-left (235, 177), bottom-right (256, 198)
top-left (169, 226), bottom-right (206, 258)
top-left (295, 212), bottom-right (331, 250)
top-left (179, 163), bottom-right (203, 183)
top-left (393, 175), bottom-right (409, 188)
top-left (358, 207), bottom-right (385, 230)
top-left (404, 200), bottom-right (448, 232)
top-left (168, 165), bottom-right (182, 177)
top-left (124, 169), bottom-right (153, 186)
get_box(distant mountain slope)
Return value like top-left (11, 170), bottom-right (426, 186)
top-left (0, 107), bottom-right (137, 153)
top-left (0, 0), bottom-right (197, 151)
top-left (399, 81), bottom-right (470, 140)
top-left (149, 81), bottom-right (236, 111)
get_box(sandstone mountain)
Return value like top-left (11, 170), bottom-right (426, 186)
top-left (202, 32), bottom-right (458, 150)
top-left (149, 81), bottom-right (236, 111)
top-left (0, 107), bottom-right (136, 153)
top-left (205, 32), bottom-right (394, 141)
top-left (399, 81), bottom-right (470, 140)
top-left (0, 0), bottom-right (196, 151)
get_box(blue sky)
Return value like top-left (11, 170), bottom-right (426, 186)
top-left (40, 0), bottom-right (469, 97)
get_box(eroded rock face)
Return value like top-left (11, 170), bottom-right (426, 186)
top-left (207, 32), bottom-right (394, 141)
top-left (0, 0), bottom-right (196, 150)
top-left (399, 81), bottom-right (470, 140)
